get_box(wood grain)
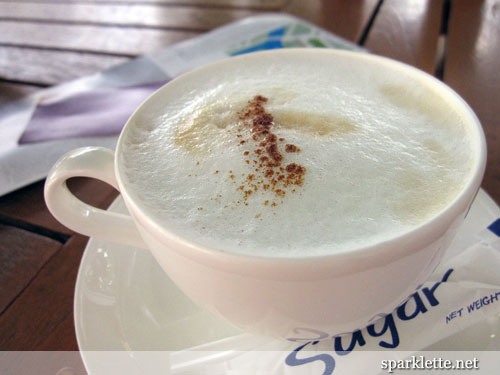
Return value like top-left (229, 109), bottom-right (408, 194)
top-left (444, 0), bottom-right (500, 204)
top-left (35, 313), bottom-right (80, 351)
top-left (284, 0), bottom-right (380, 42)
top-left (0, 46), bottom-right (129, 86)
top-left (0, 224), bottom-right (62, 314)
top-left (364, 0), bottom-right (444, 73)
top-left (0, 234), bottom-right (88, 350)
top-left (0, 3), bottom-right (259, 31)
top-left (0, 21), bottom-right (198, 55)
top-left (0, 178), bottom-right (118, 236)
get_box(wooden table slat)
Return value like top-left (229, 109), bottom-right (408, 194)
top-left (0, 3), bottom-right (260, 31)
top-left (35, 314), bottom-right (81, 351)
top-left (364, 0), bottom-right (444, 73)
top-left (0, 235), bottom-right (88, 350)
top-left (0, 224), bottom-right (62, 314)
top-left (284, 0), bottom-right (380, 43)
top-left (0, 46), bottom-right (129, 86)
top-left (0, 21), bottom-right (199, 56)
top-left (444, 0), bottom-right (500, 205)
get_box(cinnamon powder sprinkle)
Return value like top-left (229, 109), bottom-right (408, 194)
top-left (231, 95), bottom-right (306, 205)
top-left (285, 144), bottom-right (301, 153)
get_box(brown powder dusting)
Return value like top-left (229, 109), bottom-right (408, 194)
top-left (220, 95), bottom-right (307, 207)
top-left (285, 144), bottom-right (301, 153)
top-left (266, 143), bottom-right (283, 165)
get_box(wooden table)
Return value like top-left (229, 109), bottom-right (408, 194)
top-left (0, 0), bottom-right (499, 354)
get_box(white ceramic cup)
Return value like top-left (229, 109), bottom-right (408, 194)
top-left (45, 49), bottom-right (486, 340)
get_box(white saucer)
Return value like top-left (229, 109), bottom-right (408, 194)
top-left (75, 189), bottom-right (500, 371)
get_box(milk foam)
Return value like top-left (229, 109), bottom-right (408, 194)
top-left (120, 53), bottom-right (477, 257)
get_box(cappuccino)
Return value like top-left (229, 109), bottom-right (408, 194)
top-left (120, 51), bottom-right (478, 257)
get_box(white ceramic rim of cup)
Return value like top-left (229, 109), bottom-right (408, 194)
top-left (115, 48), bottom-right (487, 265)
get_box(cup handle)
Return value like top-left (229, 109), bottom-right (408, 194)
top-left (44, 147), bottom-right (147, 249)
